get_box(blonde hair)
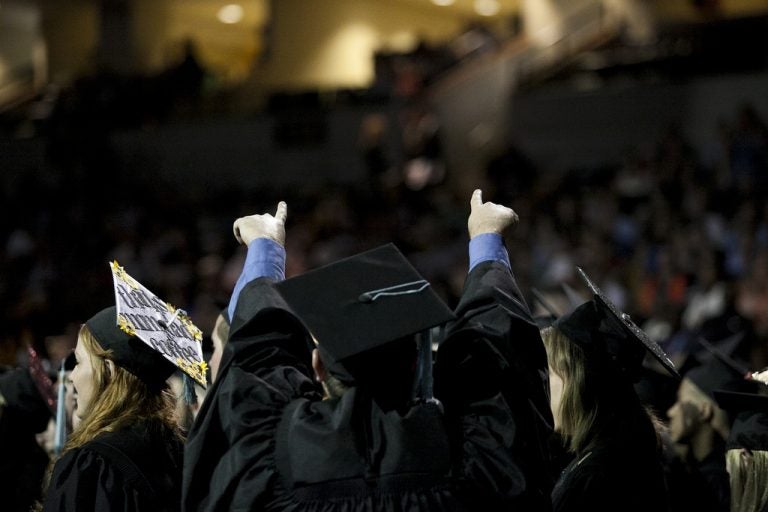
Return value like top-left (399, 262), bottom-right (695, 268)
top-left (681, 378), bottom-right (731, 441)
top-left (541, 326), bottom-right (598, 453)
top-left (727, 449), bottom-right (768, 512)
top-left (64, 326), bottom-right (181, 451)
top-left (541, 325), bottom-right (662, 455)
top-left (37, 326), bottom-right (182, 509)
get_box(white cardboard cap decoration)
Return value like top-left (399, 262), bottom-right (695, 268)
top-left (109, 261), bottom-right (207, 387)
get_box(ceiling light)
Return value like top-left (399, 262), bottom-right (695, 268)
top-left (431, 0), bottom-right (456, 5)
top-left (217, 4), bottom-right (244, 24)
top-left (474, 0), bottom-right (500, 16)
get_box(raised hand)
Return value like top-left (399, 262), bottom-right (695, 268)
top-left (467, 189), bottom-right (518, 239)
top-left (750, 368), bottom-right (768, 385)
top-left (233, 201), bottom-right (288, 246)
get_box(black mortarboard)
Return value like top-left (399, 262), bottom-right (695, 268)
top-left (713, 390), bottom-right (768, 451)
top-left (531, 288), bottom-right (560, 329)
top-left (561, 281), bottom-right (586, 309)
top-left (553, 267), bottom-right (679, 382)
top-left (86, 306), bottom-right (177, 391)
top-left (686, 333), bottom-right (755, 398)
top-left (276, 244), bottom-right (455, 384)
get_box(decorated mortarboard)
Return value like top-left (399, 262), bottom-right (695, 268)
top-left (275, 244), bottom-right (455, 383)
top-left (686, 333), bottom-right (755, 398)
top-left (554, 267), bottom-right (679, 382)
top-left (85, 262), bottom-right (207, 392)
top-left (713, 390), bottom-right (768, 451)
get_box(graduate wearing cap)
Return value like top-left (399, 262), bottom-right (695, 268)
top-left (540, 269), bottom-right (680, 512)
top-left (40, 267), bottom-right (206, 511)
top-left (434, 190), bottom-right (556, 509)
top-left (665, 333), bottom-right (757, 512)
top-left (183, 191), bottom-right (553, 511)
top-left (0, 350), bottom-right (58, 512)
top-left (713, 389), bottom-right (768, 512)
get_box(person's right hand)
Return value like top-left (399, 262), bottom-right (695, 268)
top-left (467, 189), bottom-right (518, 239)
top-left (232, 201), bottom-right (287, 246)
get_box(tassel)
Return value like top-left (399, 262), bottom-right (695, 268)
top-left (183, 373), bottom-right (198, 406)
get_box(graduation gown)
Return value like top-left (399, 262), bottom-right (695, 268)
top-left (665, 446), bottom-right (730, 512)
top-left (0, 368), bottom-right (52, 512)
top-left (435, 260), bottom-right (556, 510)
top-left (551, 413), bottom-right (669, 512)
top-left (43, 419), bottom-right (184, 511)
top-left (183, 261), bottom-right (551, 511)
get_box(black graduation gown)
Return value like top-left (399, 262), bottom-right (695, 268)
top-left (435, 260), bottom-right (556, 510)
top-left (43, 419), bottom-right (184, 511)
top-left (551, 416), bottom-right (669, 512)
top-left (0, 368), bottom-right (52, 512)
top-left (183, 262), bottom-right (551, 511)
top-left (665, 446), bottom-right (730, 512)
top-left (694, 451), bottom-right (730, 512)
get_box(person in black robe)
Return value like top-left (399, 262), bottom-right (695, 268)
top-left (665, 334), bottom-right (757, 512)
top-left (540, 269), bottom-right (679, 512)
top-left (714, 388), bottom-right (768, 512)
top-left (0, 364), bottom-right (54, 512)
top-left (183, 190), bottom-right (554, 511)
top-left (41, 306), bottom-right (185, 511)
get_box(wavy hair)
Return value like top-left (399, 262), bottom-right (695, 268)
top-left (727, 449), bottom-right (768, 512)
top-left (64, 325), bottom-right (182, 451)
top-left (36, 326), bottom-right (183, 510)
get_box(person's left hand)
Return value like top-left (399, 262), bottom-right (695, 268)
top-left (232, 201), bottom-right (287, 246)
top-left (467, 189), bottom-right (518, 239)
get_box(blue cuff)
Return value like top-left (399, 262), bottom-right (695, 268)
top-left (228, 238), bottom-right (286, 321)
top-left (469, 233), bottom-right (510, 272)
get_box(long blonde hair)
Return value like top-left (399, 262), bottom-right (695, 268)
top-left (541, 325), bottom-right (662, 456)
top-left (727, 449), bottom-right (768, 512)
top-left (36, 326), bottom-right (182, 510)
top-left (541, 326), bottom-right (597, 453)
top-left (64, 326), bottom-right (181, 451)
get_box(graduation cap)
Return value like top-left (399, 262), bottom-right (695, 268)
top-left (553, 267), bottom-right (679, 382)
top-left (685, 333), bottom-right (755, 399)
top-left (531, 288), bottom-right (560, 329)
top-left (275, 244), bottom-right (455, 385)
top-left (561, 281), bottom-right (586, 310)
top-left (84, 262), bottom-right (208, 392)
top-left (713, 390), bottom-right (768, 451)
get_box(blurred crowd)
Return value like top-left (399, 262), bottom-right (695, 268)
top-left (1, 39), bottom-right (768, 512)
top-left (3, 94), bottom-right (768, 387)
top-left (1, 14), bottom-right (768, 395)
